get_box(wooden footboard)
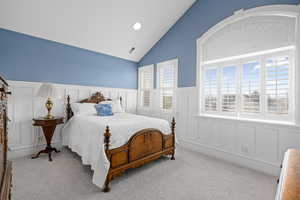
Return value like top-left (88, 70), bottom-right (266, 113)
top-left (102, 118), bottom-right (176, 192)
top-left (65, 93), bottom-right (176, 192)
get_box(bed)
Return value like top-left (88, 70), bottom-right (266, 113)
top-left (62, 92), bottom-right (176, 192)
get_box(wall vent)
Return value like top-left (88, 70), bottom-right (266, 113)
top-left (129, 47), bottom-right (135, 54)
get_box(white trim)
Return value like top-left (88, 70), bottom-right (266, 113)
top-left (197, 5), bottom-right (299, 46)
top-left (8, 80), bottom-right (137, 92)
top-left (203, 46), bottom-right (295, 65)
top-left (8, 141), bottom-right (62, 159)
top-left (196, 114), bottom-right (300, 129)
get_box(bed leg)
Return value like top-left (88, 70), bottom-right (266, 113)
top-left (171, 117), bottom-right (176, 160)
top-left (66, 95), bottom-right (73, 121)
top-left (171, 153), bottom-right (175, 160)
top-left (103, 179), bottom-right (110, 192)
top-left (103, 126), bottom-right (112, 192)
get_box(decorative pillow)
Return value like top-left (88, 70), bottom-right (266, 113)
top-left (99, 98), bottom-right (124, 113)
top-left (71, 103), bottom-right (97, 116)
top-left (95, 104), bottom-right (113, 116)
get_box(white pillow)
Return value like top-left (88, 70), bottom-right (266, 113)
top-left (71, 103), bottom-right (97, 115)
top-left (100, 99), bottom-right (124, 113)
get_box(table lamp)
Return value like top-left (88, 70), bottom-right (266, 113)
top-left (36, 83), bottom-right (60, 119)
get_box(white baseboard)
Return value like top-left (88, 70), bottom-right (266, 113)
top-left (179, 139), bottom-right (280, 177)
top-left (8, 141), bottom-right (62, 159)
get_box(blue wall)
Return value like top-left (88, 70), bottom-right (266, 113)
top-left (139, 0), bottom-right (300, 88)
top-left (0, 28), bottom-right (138, 89)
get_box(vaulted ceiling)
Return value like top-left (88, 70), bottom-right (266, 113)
top-left (0, 0), bottom-right (195, 62)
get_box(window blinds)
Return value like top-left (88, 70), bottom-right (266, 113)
top-left (241, 61), bottom-right (261, 113)
top-left (157, 60), bottom-right (177, 110)
top-left (140, 69), bottom-right (153, 90)
top-left (221, 66), bottom-right (237, 112)
top-left (201, 47), bottom-right (294, 122)
top-left (139, 66), bottom-right (153, 107)
top-left (265, 56), bottom-right (289, 115)
top-left (204, 68), bottom-right (218, 112)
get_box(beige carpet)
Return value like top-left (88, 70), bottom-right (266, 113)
top-left (12, 146), bottom-right (277, 200)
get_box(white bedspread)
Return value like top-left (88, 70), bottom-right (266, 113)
top-left (62, 113), bottom-right (171, 189)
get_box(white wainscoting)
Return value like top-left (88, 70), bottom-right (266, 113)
top-left (138, 87), bottom-right (300, 176)
top-left (7, 80), bottom-right (137, 159)
top-left (7, 81), bottom-right (300, 176)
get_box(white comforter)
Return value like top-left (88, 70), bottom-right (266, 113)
top-left (62, 113), bottom-right (171, 189)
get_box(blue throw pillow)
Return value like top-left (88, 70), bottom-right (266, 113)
top-left (95, 104), bottom-right (113, 116)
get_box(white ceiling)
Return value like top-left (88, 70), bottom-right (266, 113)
top-left (0, 0), bottom-right (195, 62)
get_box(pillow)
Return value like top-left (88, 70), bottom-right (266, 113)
top-left (95, 104), bottom-right (113, 116)
top-left (100, 99), bottom-right (124, 113)
top-left (100, 100), bottom-right (112, 104)
top-left (71, 103), bottom-right (97, 116)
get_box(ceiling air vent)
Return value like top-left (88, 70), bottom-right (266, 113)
top-left (129, 47), bottom-right (135, 54)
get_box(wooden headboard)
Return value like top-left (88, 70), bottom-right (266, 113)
top-left (66, 92), bottom-right (122, 121)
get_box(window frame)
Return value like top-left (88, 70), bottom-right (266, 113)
top-left (200, 48), bottom-right (295, 123)
top-left (138, 65), bottom-right (154, 109)
top-left (156, 58), bottom-right (178, 112)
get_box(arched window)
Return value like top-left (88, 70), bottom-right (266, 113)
top-left (197, 5), bottom-right (300, 123)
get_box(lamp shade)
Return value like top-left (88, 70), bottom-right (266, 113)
top-left (36, 83), bottom-right (60, 99)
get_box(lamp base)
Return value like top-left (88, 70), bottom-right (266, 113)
top-left (44, 114), bottom-right (54, 120)
top-left (45, 98), bottom-right (54, 119)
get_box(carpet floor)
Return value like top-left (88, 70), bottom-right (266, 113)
top-left (12, 146), bottom-right (277, 200)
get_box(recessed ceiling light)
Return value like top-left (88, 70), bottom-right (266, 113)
top-left (133, 22), bottom-right (142, 31)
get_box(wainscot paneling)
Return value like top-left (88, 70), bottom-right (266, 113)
top-left (138, 87), bottom-right (300, 176)
top-left (8, 82), bottom-right (300, 176)
top-left (7, 80), bottom-right (137, 159)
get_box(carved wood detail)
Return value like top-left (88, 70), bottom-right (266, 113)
top-left (66, 92), bottom-right (115, 121)
top-left (103, 122), bottom-right (175, 192)
top-left (0, 75), bottom-right (12, 200)
top-left (80, 92), bottom-right (106, 103)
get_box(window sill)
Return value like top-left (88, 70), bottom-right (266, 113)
top-left (196, 114), bottom-right (300, 129)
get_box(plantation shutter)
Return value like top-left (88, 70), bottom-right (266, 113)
top-left (158, 60), bottom-right (177, 110)
top-left (241, 61), bottom-right (261, 113)
top-left (201, 47), bottom-right (294, 122)
top-left (265, 56), bottom-right (290, 115)
top-left (204, 68), bottom-right (218, 112)
top-left (140, 69), bottom-right (152, 89)
top-left (221, 66), bottom-right (237, 112)
top-left (139, 66), bottom-right (153, 107)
